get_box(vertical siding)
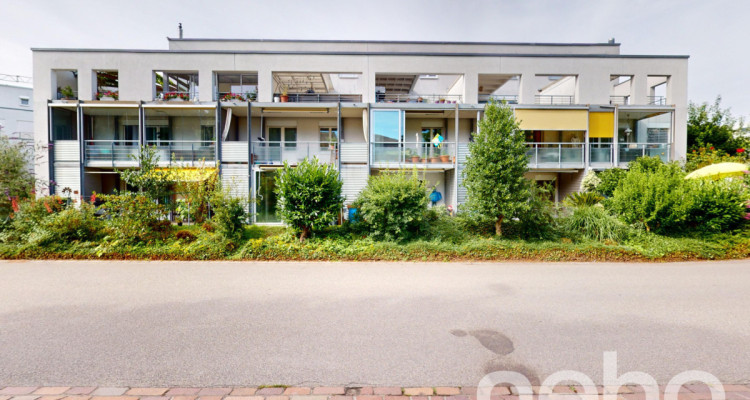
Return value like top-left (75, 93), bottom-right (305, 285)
top-left (53, 140), bottom-right (80, 162)
top-left (221, 165), bottom-right (249, 198)
top-left (53, 164), bottom-right (80, 197)
top-left (340, 142), bottom-right (368, 163)
top-left (221, 142), bottom-right (249, 162)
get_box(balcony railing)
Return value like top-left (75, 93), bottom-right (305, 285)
top-left (145, 140), bottom-right (215, 163)
top-left (526, 142), bottom-right (584, 168)
top-left (217, 91), bottom-right (258, 102)
top-left (478, 94), bottom-right (518, 104)
top-left (85, 140), bottom-right (139, 164)
top-left (618, 143), bottom-right (670, 165)
top-left (589, 143), bottom-right (614, 165)
top-left (273, 93), bottom-right (362, 103)
top-left (252, 141), bottom-right (338, 165)
top-left (535, 95), bottom-right (574, 105)
top-left (648, 96), bottom-right (667, 105)
top-left (375, 93), bottom-right (462, 104)
top-left (371, 141), bottom-right (456, 165)
top-left (609, 96), bottom-right (630, 105)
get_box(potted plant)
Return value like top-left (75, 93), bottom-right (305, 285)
top-left (280, 86), bottom-right (289, 103)
top-left (439, 147), bottom-right (451, 163)
top-left (164, 92), bottom-right (188, 101)
top-left (60, 86), bottom-right (75, 100)
top-left (248, 88), bottom-right (258, 102)
top-left (220, 92), bottom-right (245, 102)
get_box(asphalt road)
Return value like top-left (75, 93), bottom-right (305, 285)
top-left (1, 260), bottom-right (749, 387)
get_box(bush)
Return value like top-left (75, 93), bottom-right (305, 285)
top-left (608, 162), bottom-right (690, 233)
top-left (596, 168), bottom-right (627, 198)
top-left (580, 169), bottom-right (601, 193)
top-left (175, 230), bottom-right (197, 242)
top-left (0, 196), bottom-right (68, 242)
top-left (685, 180), bottom-right (748, 233)
top-left (39, 203), bottom-right (103, 243)
top-left (353, 170), bottom-right (428, 241)
top-left (210, 189), bottom-right (247, 241)
top-left (202, 222), bottom-right (215, 232)
top-left (515, 183), bottom-right (558, 240)
top-left (565, 192), bottom-right (604, 208)
top-left (275, 158), bottom-right (343, 240)
top-left (98, 192), bottom-right (169, 243)
top-left (561, 205), bottom-right (631, 242)
top-left (424, 207), bottom-right (470, 244)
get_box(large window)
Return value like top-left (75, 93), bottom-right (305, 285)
top-left (51, 108), bottom-right (77, 140)
top-left (319, 127), bottom-right (337, 149)
top-left (371, 110), bottom-right (402, 142)
top-left (268, 127), bottom-right (297, 148)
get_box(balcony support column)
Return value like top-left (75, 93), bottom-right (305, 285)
top-left (337, 102), bottom-right (341, 174)
top-left (454, 103), bottom-right (459, 209)
top-left (613, 106), bottom-right (619, 167)
top-left (216, 102), bottom-right (222, 175)
top-left (77, 103), bottom-right (85, 201)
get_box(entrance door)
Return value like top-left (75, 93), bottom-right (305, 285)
top-left (254, 169), bottom-right (280, 223)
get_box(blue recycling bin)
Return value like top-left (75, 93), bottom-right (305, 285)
top-left (348, 207), bottom-right (359, 224)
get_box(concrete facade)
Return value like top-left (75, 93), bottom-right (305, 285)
top-left (0, 80), bottom-right (34, 172)
top-left (31, 38), bottom-right (688, 221)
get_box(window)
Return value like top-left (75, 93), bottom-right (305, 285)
top-left (284, 127), bottom-right (297, 148)
top-left (19, 97), bottom-right (29, 106)
top-left (319, 127), bottom-right (338, 148)
top-left (267, 127), bottom-right (296, 148)
top-left (201, 125), bottom-right (215, 147)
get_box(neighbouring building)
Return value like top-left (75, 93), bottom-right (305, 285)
top-left (31, 37), bottom-right (688, 222)
top-left (0, 74), bottom-right (34, 172)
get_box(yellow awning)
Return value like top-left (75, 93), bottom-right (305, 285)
top-left (515, 109), bottom-right (588, 131)
top-left (151, 167), bottom-right (218, 182)
top-left (589, 112), bottom-right (615, 138)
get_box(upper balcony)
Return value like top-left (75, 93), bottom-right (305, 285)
top-left (215, 72), bottom-right (258, 102)
top-left (154, 71), bottom-right (199, 102)
top-left (52, 69), bottom-right (78, 101)
top-left (534, 75), bottom-right (577, 105)
top-left (272, 72), bottom-right (362, 103)
top-left (94, 70), bottom-right (119, 101)
top-left (478, 74), bottom-right (519, 104)
top-left (375, 73), bottom-right (463, 104)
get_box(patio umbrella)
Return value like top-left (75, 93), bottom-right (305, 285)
top-left (684, 162), bottom-right (749, 180)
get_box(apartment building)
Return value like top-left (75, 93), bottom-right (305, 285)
top-left (32, 38), bottom-right (688, 222)
top-left (1, 75), bottom-right (34, 172)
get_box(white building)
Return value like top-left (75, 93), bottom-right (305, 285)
top-left (0, 75), bottom-right (34, 172)
top-left (31, 38), bottom-right (688, 222)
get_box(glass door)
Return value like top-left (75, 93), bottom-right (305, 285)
top-left (255, 169), bottom-right (280, 223)
top-left (370, 109), bottom-right (404, 163)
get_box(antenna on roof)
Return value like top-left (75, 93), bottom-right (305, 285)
top-left (178, 23), bottom-right (183, 39)
top-left (608, 37), bottom-right (615, 44)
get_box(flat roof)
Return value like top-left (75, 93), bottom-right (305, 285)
top-left (30, 48), bottom-right (689, 59)
top-left (166, 37), bottom-right (622, 47)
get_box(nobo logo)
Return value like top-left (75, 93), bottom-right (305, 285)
top-left (478, 351), bottom-right (725, 400)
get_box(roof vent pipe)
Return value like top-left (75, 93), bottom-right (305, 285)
top-left (608, 37), bottom-right (615, 44)
top-left (179, 23), bottom-right (183, 39)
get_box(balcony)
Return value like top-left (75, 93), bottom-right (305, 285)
top-left (252, 141), bottom-right (338, 165)
top-left (609, 96), bottom-right (630, 105)
top-left (526, 142), bottom-right (584, 168)
top-left (273, 93), bottom-right (362, 103)
top-left (85, 140), bottom-right (139, 166)
top-left (371, 142), bottom-right (456, 168)
top-left (589, 143), bottom-right (614, 167)
top-left (478, 94), bottom-right (518, 104)
top-left (145, 141), bottom-right (216, 165)
top-left (648, 96), bottom-right (667, 105)
top-left (618, 143), bottom-right (670, 166)
top-left (218, 92), bottom-right (257, 102)
top-left (376, 94), bottom-right (462, 104)
top-left (535, 95), bottom-right (574, 105)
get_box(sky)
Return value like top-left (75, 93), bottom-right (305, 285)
top-left (0, 0), bottom-right (747, 119)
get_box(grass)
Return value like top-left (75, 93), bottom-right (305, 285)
top-left (1, 224), bottom-right (749, 262)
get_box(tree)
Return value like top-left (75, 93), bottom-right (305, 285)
top-left (0, 136), bottom-right (35, 218)
top-left (119, 145), bottom-right (175, 201)
top-left (462, 100), bottom-right (530, 236)
top-left (275, 157), bottom-right (343, 241)
top-left (688, 96), bottom-right (747, 155)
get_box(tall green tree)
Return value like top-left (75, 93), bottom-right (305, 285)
top-left (688, 96), bottom-right (747, 155)
top-left (0, 137), bottom-right (34, 218)
top-left (462, 100), bottom-right (530, 236)
top-left (119, 145), bottom-right (175, 201)
top-left (275, 157), bottom-right (343, 241)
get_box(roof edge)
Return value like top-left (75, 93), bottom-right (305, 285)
top-left (165, 37), bottom-right (622, 47)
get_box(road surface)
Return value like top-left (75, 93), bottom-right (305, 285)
top-left (0, 260), bottom-right (748, 386)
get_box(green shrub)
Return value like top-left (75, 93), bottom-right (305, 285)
top-left (561, 205), bottom-right (631, 242)
top-left (565, 192), bottom-right (604, 208)
top-left (175, 230), bottom-right (197, 242)
top-left (596, 168), bottom-right (627, 198)
top-left (628, 156), bottom-right (666, 173)
top-left (580, 169), bottom-right (601, 192)
top-left (275, 158), bottom-right (343, 240)
top-left (608, 162), bottom-right (690, 233)
top-left (424, 207), bottom-right (470, 244)
top-left (515, 183), bottom-right (558, 240)
top-left (685, 180), bottom-right (748, 233)
top-left (353, 170), bottom-right (428, 241)
top-left (210, 189), bottom-right (247, 241)
top-left (39, 203), bottom-right (103, 243)
top-left (0, 196), bottom-right (68, 242)
top-left (98, 192), bottom-right (169, 243)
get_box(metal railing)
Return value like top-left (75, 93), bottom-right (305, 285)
top-left (526, 142), bottom-right (585, 168)
top-left (535, 95), bottom-right (574, 105)
top-left (371, 141), bottom-right (456, 164)
top-left (274, 93), bottom-right (362, 103)
top-left (618, 143), bottom-right (670, 164)
top-left (85, 140), bottom-right (139, 163)
top-left (589, 143), bottom-right (614, 165)
top-left (648, 96), bottom-right (667, 105)
top-left (609, 95), bottom-right (630, 105)
top-left (217, 91), bottom-right (258, 102)
top-left (145, 140), bottom-right (215, 163)
top-left (478, 94), bottom-right (518, 104)
top-left (251, 141), bottom-right (338, 164)
top-left (375, 93), bottom-right (462, 104)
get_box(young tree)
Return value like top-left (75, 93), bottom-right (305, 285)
top-left (119, 145), bottom-right (175, 200)
top-left (688, 96), bottom-right (748, 155)
top-left (462, 100), bottom-right (530, 236)
top-left (0, 136), bottom-right (35, 218)
top-left (275, 157), bottom-right (343, 241)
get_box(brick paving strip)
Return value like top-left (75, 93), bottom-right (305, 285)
top-left (2, 385), bottom-right (750, 400)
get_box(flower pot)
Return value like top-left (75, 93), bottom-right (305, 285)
top-left (411, 156), bottom-right (420, 163)
top-left (168, 98), bottom-right (186, 102)
top-left (280, 95), bottom-right (289, 103)
top-left (99, 96), bottom-right (115, 101)
top-left (421, 158), bottom-right (427, 164)
top-left (430, 157), bottom-right (439, 163)
top-left (440, 155), bottom-right (450, 162)
top-left (273, 96), bottom-right (280, 102)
